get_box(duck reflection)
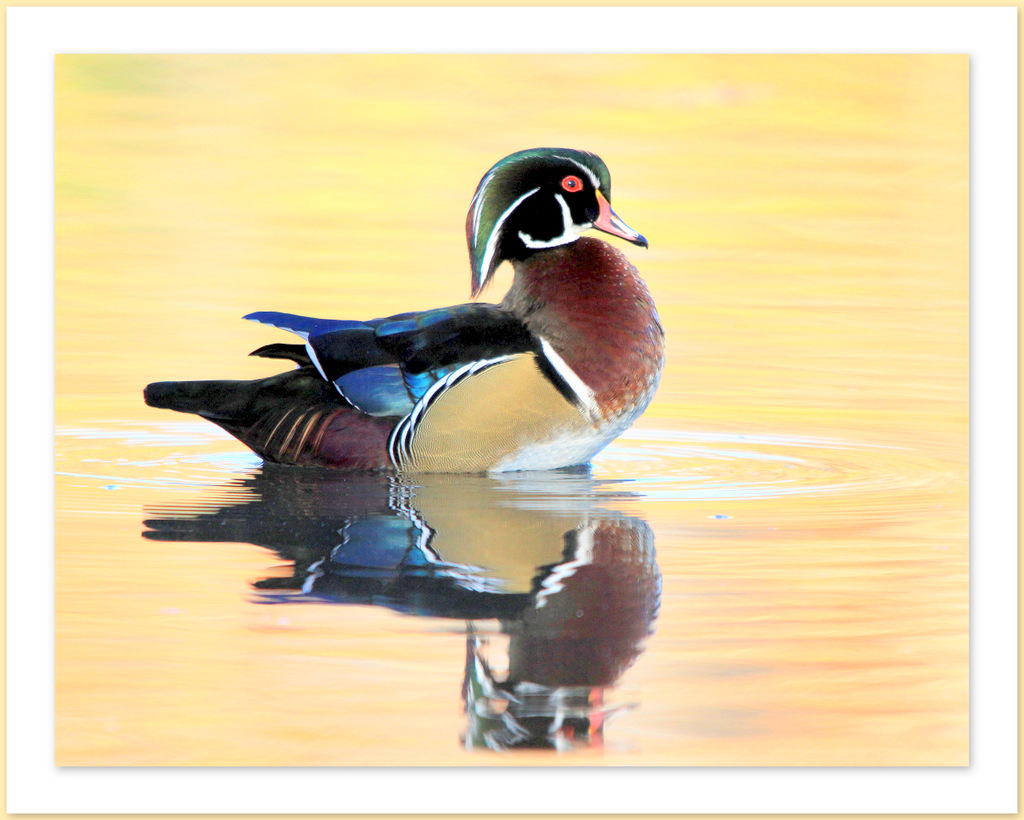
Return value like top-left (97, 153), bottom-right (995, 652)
top-left (143, 466), bottom-right (659, 752)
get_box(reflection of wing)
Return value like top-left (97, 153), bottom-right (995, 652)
top-left (140, 468), bottom-right (657, 625)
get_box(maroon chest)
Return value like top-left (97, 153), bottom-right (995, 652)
top-left (504, 238), bottom-right (664, 414)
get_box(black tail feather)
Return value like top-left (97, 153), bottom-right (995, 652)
top-left (144, 368), bottom-right (346, 457)
top-left (145, 368), bottom-right (339, 421)
top-left (144, 378), bottom-right (241, 419)
top-left (249, 342), bottom-right (312, 366)
top-left (144, 366), bottom-right (396, 469)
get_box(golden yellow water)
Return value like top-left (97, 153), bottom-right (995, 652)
top-left (55, 54), bottom-right (968, 766)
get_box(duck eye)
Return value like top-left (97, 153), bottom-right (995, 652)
top-left (560, 175), bottom-right (584, 193)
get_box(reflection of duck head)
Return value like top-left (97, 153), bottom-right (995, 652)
top-left (143, 465), bottom-right (659, 751)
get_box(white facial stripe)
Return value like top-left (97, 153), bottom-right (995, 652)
top-left (518, 193), bottom-right (580, 249)
top-left (478, 186), bottom-right (540, 290)
top-left (553, 155), bottom-right (601, 190)
top-left (475, 155), bottom-right (598, 242)
top-left (539, 337), bottom-right (599, 419)
top-left (470, 169), bottom-right (496, 242)
top-left (518, 232), bottom-right (577, 249)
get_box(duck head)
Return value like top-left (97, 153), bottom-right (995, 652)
top-left (466, 148), bottom-right (648, 296)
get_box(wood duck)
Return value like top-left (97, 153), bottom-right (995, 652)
top-left (145, 148), bottom-right (664, 472)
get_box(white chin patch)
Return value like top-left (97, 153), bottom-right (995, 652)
top-left (518, 193), bottom-right (584, 249)
top-left (518, 230), bottom-right (577, 249)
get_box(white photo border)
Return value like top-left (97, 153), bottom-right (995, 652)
top-left (9, 5), bottom-right (1016, 814)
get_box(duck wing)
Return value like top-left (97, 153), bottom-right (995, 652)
top-left (245, 305), bottom-right (539, 418)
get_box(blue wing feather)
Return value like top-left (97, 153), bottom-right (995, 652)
top-left (335, 365), bottom-right (415, 417)
top-left (402, 365), bottom-right (463, 402)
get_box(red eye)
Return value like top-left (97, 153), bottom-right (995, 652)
top-left (561, 175), bottom-right (583, 192)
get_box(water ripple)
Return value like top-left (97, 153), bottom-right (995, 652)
top-left (594, 429), bottom-right (950, 502)
top-left (56, 422), bottom-right (951, 504)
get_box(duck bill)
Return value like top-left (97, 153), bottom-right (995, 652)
top-left (593, 191), bottom-right (648, 248)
